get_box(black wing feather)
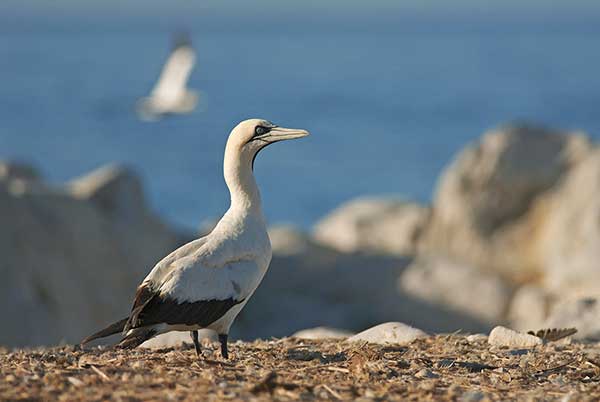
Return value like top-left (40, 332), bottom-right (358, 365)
top-left (124, 283), bottom-right (243, 331)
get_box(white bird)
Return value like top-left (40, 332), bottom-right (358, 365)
top-left (136, 34), bottom-right (199, 121)
top-left (82, 119), bottom-right (309, 359)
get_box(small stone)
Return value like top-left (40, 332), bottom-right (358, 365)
top-left (347, 322), bottom-right (427, 345)
top-left (488, 326), bottom-right (542, 348)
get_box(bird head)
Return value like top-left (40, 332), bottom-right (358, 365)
top-left (226, 119), bottom-right (310, 169)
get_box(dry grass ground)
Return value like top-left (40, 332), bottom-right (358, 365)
top-left (1, 335), bottom-right (600, 401)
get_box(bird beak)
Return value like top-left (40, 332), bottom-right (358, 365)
top-left (259, 127), bottom-right (310, 143)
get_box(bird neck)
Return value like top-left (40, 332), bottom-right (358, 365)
top-left (223, 146), bottom-right (264, 219)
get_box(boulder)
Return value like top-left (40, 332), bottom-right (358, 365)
top-left (312, 197), bottom-right (430, 256)
top-left (536, 149), bottom-right (600, 297)
top-left (543, 297), bottom-right (600, 341)
top-left (0, 163), bottom-right (186, 347)
top-left (292, 327), bottom-right (353, 340)
top-left (420, 124), bottom-right (591, 283)
top-left (347, 322), bottom-right (427, 345)
top-left (399, 256), bottom-right (513, 322)
top-left (488, 326), bottom-right (542, 348)
top-left (508, 285), bottom-right (550, 331)
top-left (69, 164), bottom-right (148, 224)
top-left (268, 225), bottom-right (333, 257)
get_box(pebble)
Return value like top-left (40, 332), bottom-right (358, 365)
top-left (488, 326), bottom-right (543, 348)
top-left (347, 322), bottom-right (427, 345)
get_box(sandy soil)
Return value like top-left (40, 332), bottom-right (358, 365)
top-left (1, 335), bottom-right (600, 401)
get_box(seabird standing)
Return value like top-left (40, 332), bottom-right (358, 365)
top-left (82, 119), bottom-right (309, 359)
top-left (136, 34), bottom-right (199, 121)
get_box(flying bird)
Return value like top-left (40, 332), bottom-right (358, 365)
top-left (136, 34), bottom-right (199, 121)
top-left (81, 119), bottom-right (309, 359)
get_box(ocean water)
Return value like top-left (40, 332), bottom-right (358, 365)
top-left (1, 22), bottom-right (600, 229)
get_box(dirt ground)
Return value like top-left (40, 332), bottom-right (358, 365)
top-left (1, 335), bottom-right (600, 401)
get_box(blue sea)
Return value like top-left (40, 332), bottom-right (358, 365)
top-left (2, 16), bottom-right (600, 229)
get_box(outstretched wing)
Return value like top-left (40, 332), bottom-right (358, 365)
top-left (151, 40), bottom-right (196, 102)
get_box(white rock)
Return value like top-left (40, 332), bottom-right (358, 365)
top-left (292, 327), bottom-right (353, 340)
top-left (0, 163), bottom-right (185, 347)
top-left (313, 197), bottom-right (430, 255)
top-left (488, 326), bottom-right (542, 348)
top-left (268, 225), bottom-right (326, 256)
top-left (69, 164), bottom-right (147, 224)
top-left (537, 149), bottom-right (600, 297)
top-left (399, 256), bottom-right (512, 322)
top-left (543, 297), bottom-right (600, 340)
top-left (420, 125), bottom-right (591, 283)
top-left (347, 322), bottom-right (427, 345)
top-left (508, 285), bottom-right (549, 331)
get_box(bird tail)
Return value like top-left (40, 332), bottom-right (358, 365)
top-left (117, 328), bottom-right (157, 349)
top-left (135, 97), bottom-right (161, 121)
top-left (81, 318), bottom-right (129, 345)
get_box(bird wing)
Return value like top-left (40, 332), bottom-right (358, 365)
top-left (150, 44), bottom-right (196, 102)
top-left (125, 282), bottom-right (244, 330)
top-left (124, 241), bottom-right (264, 332)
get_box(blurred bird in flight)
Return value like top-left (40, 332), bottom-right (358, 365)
top-left (137, 33), bottom-right (199, 121)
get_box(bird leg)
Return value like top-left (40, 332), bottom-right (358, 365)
top-left (218, 334), bottom-right (229, 359)
top-left (190, 330), bottom-right (202, 358)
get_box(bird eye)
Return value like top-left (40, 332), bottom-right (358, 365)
top-left (254, 126), bottom-right (269, 136)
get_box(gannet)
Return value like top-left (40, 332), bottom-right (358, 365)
top-left (136, 34), bottom-right (199, 121)
top-left (81, 119), bottom-right (309, 359)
